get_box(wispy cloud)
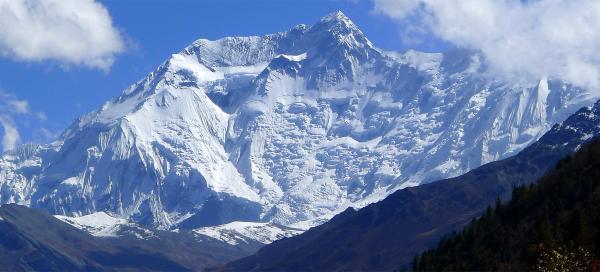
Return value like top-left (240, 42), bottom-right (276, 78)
top-left (0, 115), bottom-right (20, 152)
top-left (0, 0), bottom-right (124, 71)
top-left (0, 91), bottom-right (50, 152)
top-left (34, 127), bottom-right (61, 142)
top-left (373, 0), bottom-right (600, 90)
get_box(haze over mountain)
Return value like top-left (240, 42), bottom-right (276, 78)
top-left (0, 12), bottom-right (594, 233)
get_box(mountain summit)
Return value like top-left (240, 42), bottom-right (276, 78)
top-left (0, 12), bottom-right (594, 229)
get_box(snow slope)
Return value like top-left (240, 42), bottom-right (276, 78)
top-left (56, 212), bottom-right (131, 237)
top-left (55, 212), bottom-right (299, 246)
top-left (192, 221), bottom-right (304, 245)
top-left (0, 11), bottom-right (595, 230)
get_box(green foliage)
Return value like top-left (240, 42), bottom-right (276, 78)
top-left (412, 139), bottom-right (600, 271)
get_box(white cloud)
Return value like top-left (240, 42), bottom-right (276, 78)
top-left (0, 0), bottom-right (124, 71)
top-left (0, 91), bottom-right (49, 152)
top-left (8, 99), bottom-right (29, 114)
top-left (35, 127), bottom-right (61, 142)
top-left (0, 92), bottom-right (30, 115)
top-left (0, 115), bottom-right (20, 152)
top-left (37, 112), bottom-right (47, 122)
top-left (373, 0), bottom-right (600, 90)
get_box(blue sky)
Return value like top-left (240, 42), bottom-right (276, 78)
top-left (0, 0), bottom-right (448, 151)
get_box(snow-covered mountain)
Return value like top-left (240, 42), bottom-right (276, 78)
top-left (0, 11), bottom-right (594, 230)
top-left (55, 212), bottom-right (301, 246)
top-left (192, 221), bottom-right (304, 246)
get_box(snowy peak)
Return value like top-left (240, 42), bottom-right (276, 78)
top-left (302, 11), bottom-right (375, 71)
top-left (316, 11), bottom-right (361, 36)
top-left (108, 11), bottom-right (374, 109)
top-left (310, 11), bottom-right (372, 48)
top-left (321, 11), bottom-right (353, 24)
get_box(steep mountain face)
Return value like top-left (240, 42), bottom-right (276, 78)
top-left (414, 139), bottom-right (600, 271)
top-left (0, 11), bottom-right (593, 229)
top-left (218, 100), bottom-right (600, 271)
top-left (0, 204), bottom-right (255, 271)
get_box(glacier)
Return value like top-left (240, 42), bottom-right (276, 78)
top-left (0, 11), bottom-right (595, 230)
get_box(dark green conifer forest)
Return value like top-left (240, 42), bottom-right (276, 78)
top-left (413, 139), bottom-right (600, 271)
